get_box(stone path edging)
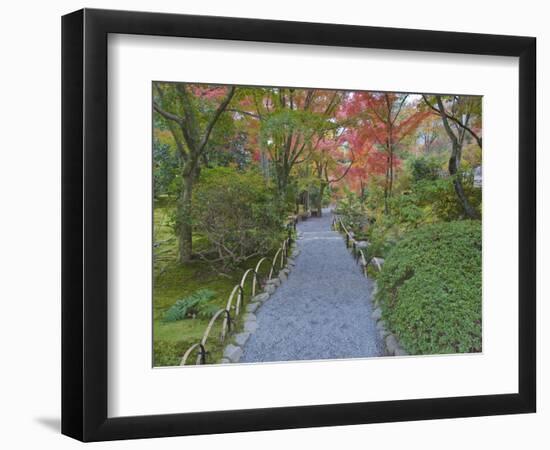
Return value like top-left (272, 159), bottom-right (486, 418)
top-left (370, 281), bottom-right (409, 357)
top-left (220, 245), bottom-right (300, 363)
top-left (334, 218), bottom-right (407, 357)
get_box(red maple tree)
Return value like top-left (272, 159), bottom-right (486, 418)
top-left (340, 92), bottom-right (429, 212)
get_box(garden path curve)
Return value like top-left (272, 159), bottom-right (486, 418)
top-left (240, 210), bottom-right (384, 363)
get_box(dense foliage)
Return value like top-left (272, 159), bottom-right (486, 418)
top-left (192, 167), bottom-right (283, 270)
top-left (375, 221), bottom-right (482, 355)
top-left (408, 154), bottom-right (442, 182)
top-left (153, 138), bottom-right (179, 198)
top-left (338, 159), bottom-right (481, 264)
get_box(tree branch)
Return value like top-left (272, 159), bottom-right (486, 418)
top-left (422, 95), bottom-right (482, 148)
top-left (153, 84), bottom-right (188, 159)
top-left (198, 86), bottom-right (236, 154)
top-left (226, 108), bottom-right (260, 119)
top-left (391, 94), bottom-right (408, 125)
top-left (304, 89), bottom-right (315, 110)
top-left (152, 101), bottom-right (182, 124)
top-left (435, 95), bottom-right (459, 147)
top-left (328, 147), bottom-right (355, 183)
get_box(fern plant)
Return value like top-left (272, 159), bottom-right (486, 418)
top-left (162, 289), bottom-right (217, 322)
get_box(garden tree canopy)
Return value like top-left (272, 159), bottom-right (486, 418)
top-left (152, 83), bottom-right (481, 265)
top-left (340, 92), bottom-right (429, 213)
top-left (235, 88), bottom-right (343, 199)
top-left (423, 94), bottom-right (482, 149)
top-left (416, 115), bottom-right (447, 155)
top-left (422, 94), bottom-right (482, 219)
top-left (308, 134), bottom-right (354, 216)
top-left (153, 83), bottom-right (236, 262)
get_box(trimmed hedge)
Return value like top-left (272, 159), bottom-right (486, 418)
top-left (376, 221), bottom-right (482, 355)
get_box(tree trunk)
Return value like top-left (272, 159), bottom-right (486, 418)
top-left (178, 173), bottom-right (194, 263)
top-left (434, 96), bottom-right (479, 220)
top-left (383, 125), bottom-right (394, 215)
top-left (389, 148), bottom-right (394, 198)
top-left (276, 164), bottom-right (289, 200)
top-left (383, 153), bottom-right (390, 215)
top-left (317, 182), bottom-right (326, 217)
top-left (449, 149), bottom-right (479, 219)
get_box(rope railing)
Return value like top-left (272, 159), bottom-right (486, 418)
top-left (179, 218), bottom-right (297, 366)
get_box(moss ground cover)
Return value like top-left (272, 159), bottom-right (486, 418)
top-left (153, 199), bottom-right (286, 366)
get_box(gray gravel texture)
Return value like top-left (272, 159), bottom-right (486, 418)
top-left (240, 210), bottom-right (384, 363)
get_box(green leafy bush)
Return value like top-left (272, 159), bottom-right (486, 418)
top-left (376, 221), bottom-right (482, 355)
top-left (336, 188), bottom-right (369, 232)
top-left (360, 214), bottom-right (397, 261)
top-left (387, 192), bottom-right (428, 229)
top-left (408, 155), bottom-right (444, 182)
top-left (192, 167), bottom-right (283, 270)
top-left (162, 289), bottom-right (217, 322)
top-left (153, 138), bottom-right (180, 199)
top-left (413, 175), bottom-right (481, 221)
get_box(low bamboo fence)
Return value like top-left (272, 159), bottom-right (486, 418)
top-left (180, 218), bottom-right (297, 365)
top-left (332, 215), bottom-right (382, 277)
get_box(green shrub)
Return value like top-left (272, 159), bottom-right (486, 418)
top-left (408, 154), bottom-right (444, 182)
top-left (192, 167), bottom-right (283, 270)
top-left (162, 289), bottom-right (217, 322)
top-left (153, 139), bottom-right (180, 199)
top-left (413, 176), bottom-right (481, 221)
top-left (363, 214), bottom-right (399, 261)
top-left (336, 188), bottom-right (369, 232)
top-left (387, 192), bottom-right (429, 229)
top-left (376, 221), bottom-right (482, 355)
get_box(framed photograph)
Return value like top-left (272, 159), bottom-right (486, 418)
top-left (62, 8), bottom-right (536, 442)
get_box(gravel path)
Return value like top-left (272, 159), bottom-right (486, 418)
top-left (240, 210), bottom-right (384, 363)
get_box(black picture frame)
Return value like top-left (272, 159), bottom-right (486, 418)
top-left (62, 8), bottom-right (536, 442)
